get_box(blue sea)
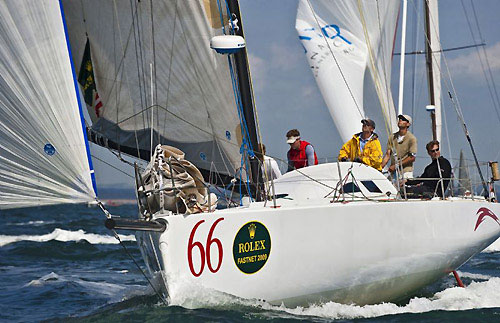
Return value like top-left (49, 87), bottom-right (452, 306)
top-left (1, 202), bottom-right (500, 322)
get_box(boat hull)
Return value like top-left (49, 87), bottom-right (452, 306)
top-left (137, 199), bottom-right (500, 306)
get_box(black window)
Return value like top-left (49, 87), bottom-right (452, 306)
top-left (343, 182), bottom-right (360, 193)
top-left (361, 180), bottom-right (382, 193)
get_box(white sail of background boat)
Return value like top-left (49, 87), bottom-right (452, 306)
top-left (0, 0), bottom-right (499, 308)
top-left (0, 0), bottom-right (96, 209)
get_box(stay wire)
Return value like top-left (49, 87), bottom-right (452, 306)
top-left (420, 0), bottom-right (489, 194)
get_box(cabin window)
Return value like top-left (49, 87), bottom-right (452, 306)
top-left (343, 182), bottom-right (360, 193)
top-left (361, 180), bottom-right (382, 193)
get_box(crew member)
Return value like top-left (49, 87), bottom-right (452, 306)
top-left (286, 129), bottom-right (318, 172)
top-left (256, 143), bottom-right (282, 181)
top-left (338, 118), bottom-right (382, 171)
top-left (405, 140), bottom-right (452, 198)
top-left (381, 114), bottom-right (417, 178)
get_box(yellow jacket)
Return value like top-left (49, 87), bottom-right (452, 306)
top-left (338, 133), bottom-right (383, 171)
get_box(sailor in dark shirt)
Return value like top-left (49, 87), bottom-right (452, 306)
top-left (405, 140), bottom-right (452, 198)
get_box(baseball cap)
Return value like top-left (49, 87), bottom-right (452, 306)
top-left (398, 114), bottom-right (412, 125)
top-left (286, 136), bottom-right (300, 144)
top-left (361, 118), bottom-right (376, 129)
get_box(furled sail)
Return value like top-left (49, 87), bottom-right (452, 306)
top-left (296, 0), bottom-right (399, 143)
top-left (0, 0), bottom-right (96, 209)
top-left (62, 0), bottom-right (244, 181)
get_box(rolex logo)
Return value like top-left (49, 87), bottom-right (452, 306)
top-left (248, 223), bottom-right (256, 239)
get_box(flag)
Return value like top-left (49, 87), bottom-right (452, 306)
top-left (94, 92), bottom-right (103, 117)
top-left (78, 38), bottom-right (96, 107)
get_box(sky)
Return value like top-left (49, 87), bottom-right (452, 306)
top-left (91, 0), bottom-right (500, 190)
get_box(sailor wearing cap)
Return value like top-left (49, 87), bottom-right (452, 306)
top-left (286, 129), bottom-right (318, 172)
top-left (338, 118), bottom-right (383, 171)
top-left (381, 114), bottom-right (418, 178)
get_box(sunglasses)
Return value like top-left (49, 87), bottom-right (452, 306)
top-left (428, 148), bottom-right (439, 153)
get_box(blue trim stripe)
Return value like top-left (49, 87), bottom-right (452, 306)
top-left (299, 36), bottom-right (311, 40)
top-left (58, 0), bottom-right (98, 197)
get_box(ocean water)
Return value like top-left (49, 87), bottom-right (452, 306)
top-left (1, 204), bottom-right (500, 322)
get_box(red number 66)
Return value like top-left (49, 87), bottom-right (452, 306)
top-left (187, 218), bottom-right (224, 277)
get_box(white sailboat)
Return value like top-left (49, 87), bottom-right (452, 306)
top-left (0, 0), bottom-right (499, 307)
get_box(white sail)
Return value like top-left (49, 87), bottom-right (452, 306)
top-left (0, 0), bottom-right (96, 209)
top-left (296, 0), bottom-right (399, 142)
top-left (62, 0), bottom-right (244, 178)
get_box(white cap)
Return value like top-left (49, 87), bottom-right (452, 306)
top-left (286, 136), bottom-right (300, 144)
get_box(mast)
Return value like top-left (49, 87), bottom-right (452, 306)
top-left (424, 0), bottom-right (442, 142)
top-left (227, 0), bottom-right (263, 200)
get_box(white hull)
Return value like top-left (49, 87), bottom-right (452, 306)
top-left (137, 198), bottom-right (500, 306)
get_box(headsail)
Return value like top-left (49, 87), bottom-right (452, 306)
top-left (296, 0), bottom-right (399, 143)
top-left (62, 0), bottom-right (245, 182)
top-left (0, 0), bottom-right (96, 209)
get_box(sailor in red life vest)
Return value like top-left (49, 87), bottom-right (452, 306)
top-left (286, 129), bottom-right (318, 172)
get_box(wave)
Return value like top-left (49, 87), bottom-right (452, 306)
top-left (6, 220), bottom-right (56, 226)
top-left (166, 276), bottom-right (500, 320)
top-left (0, 228), bottom-right (135, 247)
top-left (25, 272), bottom-right (147, 302)
top-left (482, 237), bottom-right (500, 253)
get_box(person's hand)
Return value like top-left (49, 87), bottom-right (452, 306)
top-left (388, 164), bottom-right (396, 173)
top-left (340, 157), bottom-right (347, 162)
top-left (353, 157), bottom-right (362, 163)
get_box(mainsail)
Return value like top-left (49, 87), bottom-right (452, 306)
top-left (296, 0), bottom-right (399, 143)
top-left (0, 0), bottom-right (96, 209)
top-left (62, 0), bottom-right (246, 182)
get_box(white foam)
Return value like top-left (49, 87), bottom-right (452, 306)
top-left (482, 237), bottom-right (500, 253)
top-left (26, 272), bottom-right (147, 302)
top-left (457, 271), bottom-right (492, 280)
top-left (0, 228), bottom-right (135, 247)
top-left (167, 276), bottom-right (500, 320)
top-left (7, 220), bottom-right (56, 226)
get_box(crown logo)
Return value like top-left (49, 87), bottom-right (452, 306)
top-left (248, 223), bottom-right (257, 239)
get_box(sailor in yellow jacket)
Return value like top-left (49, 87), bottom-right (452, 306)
top-left (338, 119), bottom-right (383, 171)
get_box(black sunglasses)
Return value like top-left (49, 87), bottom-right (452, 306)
top-left (429, 148), bottom-right (439, 153)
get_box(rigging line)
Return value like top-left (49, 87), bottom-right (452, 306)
top-left (96, 1), bottom-right (142, 135)
top-left (394, 43), bottom-right (486, 55)
top-left (95, 202), bottom-right (168, 305)
top-left (177, 7), bottom-right (232, 177)
top-left (107, 103), bottom-right (242, 150)
top-left (134, 0), bottom-right (148, 132)
top-left (356, 0), bottom-right (394, 149)
top-left (441, 95), bottom-right (454, 168)
top-left (90, 154), bottom-right (134, 178)
top-left (129, 0), bottom-right (145, 160)
top-left (161, 0), bottom-right (179, 143)
top-left (149, 0), bottom-right (159, 147)
top-left (465, 0), bottom-right (500, 123)
top-left (112, 230), bottom-right (168, 305)
top-left (305, 0), bottom-right (364, 118)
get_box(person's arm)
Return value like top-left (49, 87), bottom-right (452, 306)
top-left (400, 155), bottom-right (416, 168)
top-left (381, 137), bottom-right (391, 169)
top-left (270, 158), bottom-right (282, 179)
top-left (305, 145), bottom-right (315, 166)
top-left (338, 140), bottom-right (351, 161)
top-left (381, 149), bottom-right (391, 169)
top-left (362, 139), bottom-right (383, 170)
